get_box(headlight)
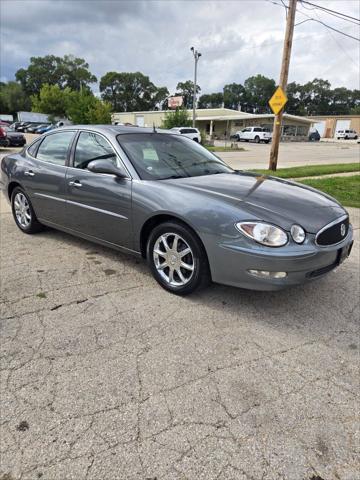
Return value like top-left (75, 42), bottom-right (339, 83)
top-left (236, 222), bottom-right (288, 247)
top-left (291, 224), bottom-right (306, 244)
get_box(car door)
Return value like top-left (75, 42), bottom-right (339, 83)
top-left (21, 130), bottom-right (76, 225)
top-left (65, 130), bottom-right (132, 249)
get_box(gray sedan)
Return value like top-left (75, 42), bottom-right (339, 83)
top-left (0, 125), bottom-right (353, 295)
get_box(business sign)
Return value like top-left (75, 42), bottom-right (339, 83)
top-left (269, 86), bottom-right (288, 115)
top-left (168, 96), bottom-right (183, 109)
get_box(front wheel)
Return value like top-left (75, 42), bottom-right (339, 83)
top-left (147, 221), bottom-right (210, 295)
top-left (11, 187), bottom-right (43, 234)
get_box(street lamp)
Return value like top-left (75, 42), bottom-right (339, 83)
top-left (190, 47), bottom-right (201, 128)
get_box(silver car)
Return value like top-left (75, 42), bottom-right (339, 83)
top-left (0, 125), bottom-right (353, 295)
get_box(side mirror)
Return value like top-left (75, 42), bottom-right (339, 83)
top-left (87, 160), bottom-right (126, 178)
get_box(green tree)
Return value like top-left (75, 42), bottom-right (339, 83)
top-left (223, 83), bottom-right (245, 110)
top-left (301, 78), bottom-right (332, 115)
top-left (0, 81), bottom-right (31, 115)
top-left (286, 82), bottom-right (306, 115)
top-left (198, 92), bottom-right (223, 108)
top-left (160, 108), bottom-right (191, 129)
top-left (100, 71), bottom-right (169, 111)
top-left (31, 84), bottom-right (70, 118)
top-left (66, 91), bottom-right (111, 124)
top-left (16, 54), bottom-right (96, 96)
top-left (243, 74), bottom-right (276, 113)
top-left (175, 81), bottom-right (201, 109)
top-left (61, 54), bottom-right (97, 91)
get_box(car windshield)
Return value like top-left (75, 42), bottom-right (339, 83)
top-left (117, 133), bottom-right (233, 180)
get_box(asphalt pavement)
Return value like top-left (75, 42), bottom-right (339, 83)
top-left (0, 190), bottom-right (359, 479)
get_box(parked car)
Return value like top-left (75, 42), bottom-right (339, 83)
top-left (308, 129), bottom-right (321, 141)
top-left (1, 126), bottom-right (26, 147)
top-left (171, 127), bottom-right (201, 142)
top-left (0, 126), bottom-right (10, 147)
top-left (336, 129), bottom-right (358, 140)
top-left (25, 123), bottom-right (44, 133)
top-left (16, 122), bottom-right (32, 132)
top-left (10, 122), bottom-right (22, 131)
top-left (0, 125), bottom-right (353, 295)
top-left (233, 126), bottom-right (272, 143)
top-left (36, 124), bottom-right (54, 134)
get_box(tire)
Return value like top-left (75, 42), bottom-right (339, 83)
top-left (11, 187), bottom-right (43, 234)
top-left (265, 140), bottom-right (270, 144)
top-left (254, 136), bottom-right (260, 144)
top-left (147, 221), bottom-right (211, 295)
top-left (355, 136), bottom-right (358, 140)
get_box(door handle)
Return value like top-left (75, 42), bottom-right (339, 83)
top-left (24, 170), bottom-right (35, 177)
top-left (68, 180), bottom-right (82, 188)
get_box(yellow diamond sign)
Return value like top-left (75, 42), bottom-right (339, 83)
top-left (269, 86), bottom-right (288, 115)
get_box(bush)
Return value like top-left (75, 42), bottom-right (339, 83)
top-left (160, 108), bottom-right (191, 129)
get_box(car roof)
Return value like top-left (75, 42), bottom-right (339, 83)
top-left (56, 125), bottom-right (172, 135)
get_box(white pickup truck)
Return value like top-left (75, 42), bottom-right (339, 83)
top-left (232, 126), bottom-right (272, 144)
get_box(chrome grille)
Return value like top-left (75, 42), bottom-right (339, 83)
top-left (316, 215), bottom-right (349, 246)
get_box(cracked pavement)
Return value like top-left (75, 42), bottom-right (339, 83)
top-left (0, 195), bottom-right (359, 480)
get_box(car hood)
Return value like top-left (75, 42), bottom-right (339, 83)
top-left (164, 172), bottom-right (346, 233)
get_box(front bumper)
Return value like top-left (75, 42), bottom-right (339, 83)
top-left (206, 227), bottom-right (354, 291)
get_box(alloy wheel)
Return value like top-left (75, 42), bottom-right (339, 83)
top-left (153, 233), bottom-right (194, 286)
top-left (14, 192), bottom-right (31, 228)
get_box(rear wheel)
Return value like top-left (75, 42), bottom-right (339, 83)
top-left (147, 221), bottom-right (210, 295)
top-left (254, 136), bottom-right (260, 143)
top-left (11, 187), bottom-right (43, 234)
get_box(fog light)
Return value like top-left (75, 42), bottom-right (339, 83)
top-left (248, 270), bottom-right (287, 279)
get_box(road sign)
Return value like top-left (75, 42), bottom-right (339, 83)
top-left (269, 86), bottom-right (288, 115)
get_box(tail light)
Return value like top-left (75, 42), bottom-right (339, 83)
top-left (0, 127), bottom-right (7, 137)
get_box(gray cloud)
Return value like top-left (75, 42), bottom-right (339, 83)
top-left (1, 0), bottom-right (359, 94)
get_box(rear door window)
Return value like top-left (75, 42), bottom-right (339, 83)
top-left (27, 139), bottom-right (42, 157)
top-left (36, 131), bottom-right (75, 166)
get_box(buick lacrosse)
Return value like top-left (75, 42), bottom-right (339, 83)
top-left (0, 125), bottom-right (353, 295)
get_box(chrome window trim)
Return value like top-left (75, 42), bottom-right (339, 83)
top-left (315, 214), bottom-right (349, 247)
top-left (26, 130), bottom-right (77, 166)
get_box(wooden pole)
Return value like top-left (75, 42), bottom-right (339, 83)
top-left (269, 0), bottom-right (297, 170)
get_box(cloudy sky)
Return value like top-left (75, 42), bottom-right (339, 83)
top-left (1, 0), bottom-right (359, 94)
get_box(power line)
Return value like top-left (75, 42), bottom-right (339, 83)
top-left (310, 6), bottom-right (358, 67)
top-left (295, 12), bottom-right (360, 42)
top-left (300, 0), bottom-right (360, 26)
top-left (300, 0), bottom-right (360, 23)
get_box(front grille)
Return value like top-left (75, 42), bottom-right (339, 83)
top-left (316, 216), bottom-right (349, 246)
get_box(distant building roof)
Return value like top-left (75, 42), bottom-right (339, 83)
top-left (113, 108), bottom-right (312, 123)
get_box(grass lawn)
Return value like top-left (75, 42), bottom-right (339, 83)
top-left (249, 163), bottom-right (360, 179)
top-left (205, 145), bottom-right (246, 152)
top-left (299, 175), bottom-right (360, 208)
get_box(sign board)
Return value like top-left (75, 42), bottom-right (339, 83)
top-left (168, 96), bottom-right (183, 109)
top-left (269, 87), bottom-right (288, 115)
top-left (17, 111), bottom-right (50, 123)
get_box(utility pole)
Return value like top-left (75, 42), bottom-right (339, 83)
top-left (269, 0), bottom-right (297, 170)
top-left (190, 47), bottom-right (201, 127)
